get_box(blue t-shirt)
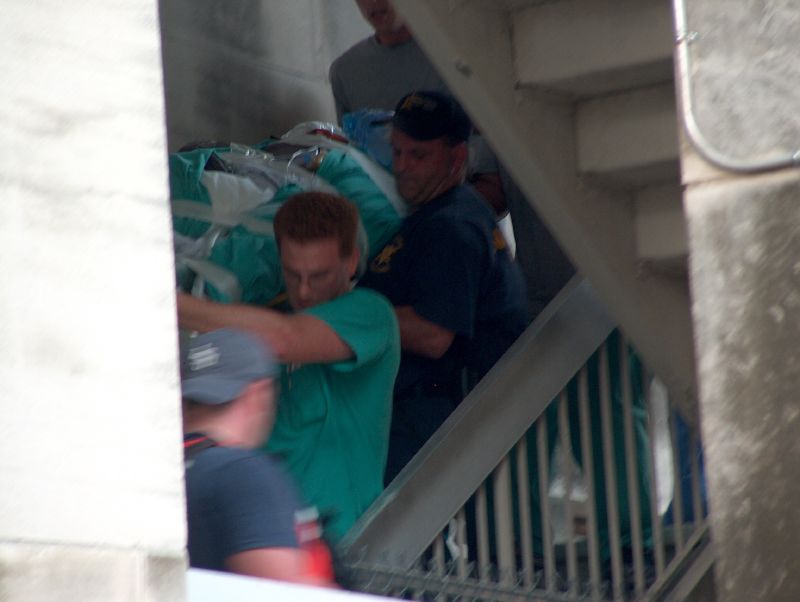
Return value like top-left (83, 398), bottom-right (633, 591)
top-left (185, 443), bottom-right (300, 571)
top-left (360, 184), bottom-right (528, 398)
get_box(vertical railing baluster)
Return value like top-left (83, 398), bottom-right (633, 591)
top-left (515, 437), bottom-right (535, 587)
top-left (431, 535), bottom-right (445, 600)
top-left (412, 556), bottom-right (424, 600)
top-left (433, 532), bottom-right (446, 587)
top-left (690, 421), bottom-right (704, 534)
top-left (475, 482), bottom-right (491, 582)
top-left (599, 342), bottom-right (624, 599)
top-left (537, 415), bottom-right (555, 592)
top-left (645, 373), bottom-right (666, 578)
top-left (578, 365), bottom-right (602, 601)
top-left (493, 455), bottom-right (516, 586)
top-left (621, 335), bottom-right (645, 596)
top-left (669, 408), bottom-right (686, 553)
top-left (689, 420), bottom-right (703, 529)
top-left (558, 390), bottom-right (579, 596)
top-left (455, 507), bottom-right (469, 578)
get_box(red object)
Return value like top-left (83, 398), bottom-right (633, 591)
top-left (295, 507), bottom-right (336, 584)
top-left (309, 128), bottom-right (350, 144)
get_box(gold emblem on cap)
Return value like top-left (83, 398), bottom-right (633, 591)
top-left (399, 93), bottom-right (438, 112)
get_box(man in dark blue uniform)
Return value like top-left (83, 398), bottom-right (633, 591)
top-left (360, 91), bottom-right (528, 482)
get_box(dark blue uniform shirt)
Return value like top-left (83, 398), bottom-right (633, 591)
top-left (360, 184), bottom-right (528, 400)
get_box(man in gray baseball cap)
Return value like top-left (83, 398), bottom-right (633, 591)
top-left (181, 328), bottom-right (279, 449)
top-left (180, 328), bottom-right (333, 585)
top-left (181, 327), bottom-right (277, 404)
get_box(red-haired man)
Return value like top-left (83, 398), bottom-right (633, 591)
top-left (178, 192), bottom-right (400, 542)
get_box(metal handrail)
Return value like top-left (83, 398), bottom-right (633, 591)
top-left (341, 276), bottom-right (711, 600)
top-left (340, 276), bottom-right (616, 567)
top-left (673, 0), bottom-right (800, 173)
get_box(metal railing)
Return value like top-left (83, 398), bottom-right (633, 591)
top-left (339, 278), bottom-right (709, 601)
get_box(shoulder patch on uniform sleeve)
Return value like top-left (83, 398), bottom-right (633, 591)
top-left (370, 234), bottom-right (404, 274)
top-left (492, 228), bottom-right (508, 251)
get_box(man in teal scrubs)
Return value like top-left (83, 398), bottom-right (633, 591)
top-left (178, 191), bottom-right (400, 542)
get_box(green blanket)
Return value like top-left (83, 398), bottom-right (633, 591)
top-left (171, 146), bottom-right (401, 306)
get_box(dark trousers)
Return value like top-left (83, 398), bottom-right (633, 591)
top-left (384, 392), bottom-right (458, 485)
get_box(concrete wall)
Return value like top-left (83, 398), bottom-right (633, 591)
top-left (0, 1), bottom-right (185, 600)
top-left (159, 0), bottom-right (370, 151)
top-left (686, 166), bottom-right (800, 602)
top-left (0, 2), bottom-right (372, 597)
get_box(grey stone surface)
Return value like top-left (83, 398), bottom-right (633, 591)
top-left (0, 544), bottom-right (186, 602)
top-left (683, 0), bottom-right (800, 165)
top-left (159, 0), bottom-right (369, 150)
top-left (686, 168), bottom-right (800, 601)
top-left (1, 0), bottom-right (184, 553)
top-left (0, 1), bottom-right (186, 599)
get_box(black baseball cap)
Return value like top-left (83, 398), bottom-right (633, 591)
top-left (392, 91), bottom-right (471, 143)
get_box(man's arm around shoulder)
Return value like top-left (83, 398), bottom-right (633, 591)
top-left (177, 292), bottom-right (353, 364)
top-left (395, 305), bottom-right (454, 359)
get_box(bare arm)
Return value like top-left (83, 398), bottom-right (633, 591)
top-left (395, 305), bottom-right (455, 359)
top-left (226, 548), bottom-right (332, 587)
top-left (177, 292), bottom-right (353, 364)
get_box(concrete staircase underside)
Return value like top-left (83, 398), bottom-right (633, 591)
top-left (394, 0), bottom-right (697, 419)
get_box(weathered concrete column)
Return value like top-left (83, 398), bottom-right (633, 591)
top-left (685, 167), bottom-right (800, 601)
top-left (0, 2), bottom-right (186, 601)
top-left (158, 0), bottom-right (368, 150)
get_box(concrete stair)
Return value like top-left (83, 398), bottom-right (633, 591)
top-left (576, 83), bottom-right (679, 188)
top-left (512, 0), bottom-right (686, 263)
top-left (513, 0), bottom-right (674, 98)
